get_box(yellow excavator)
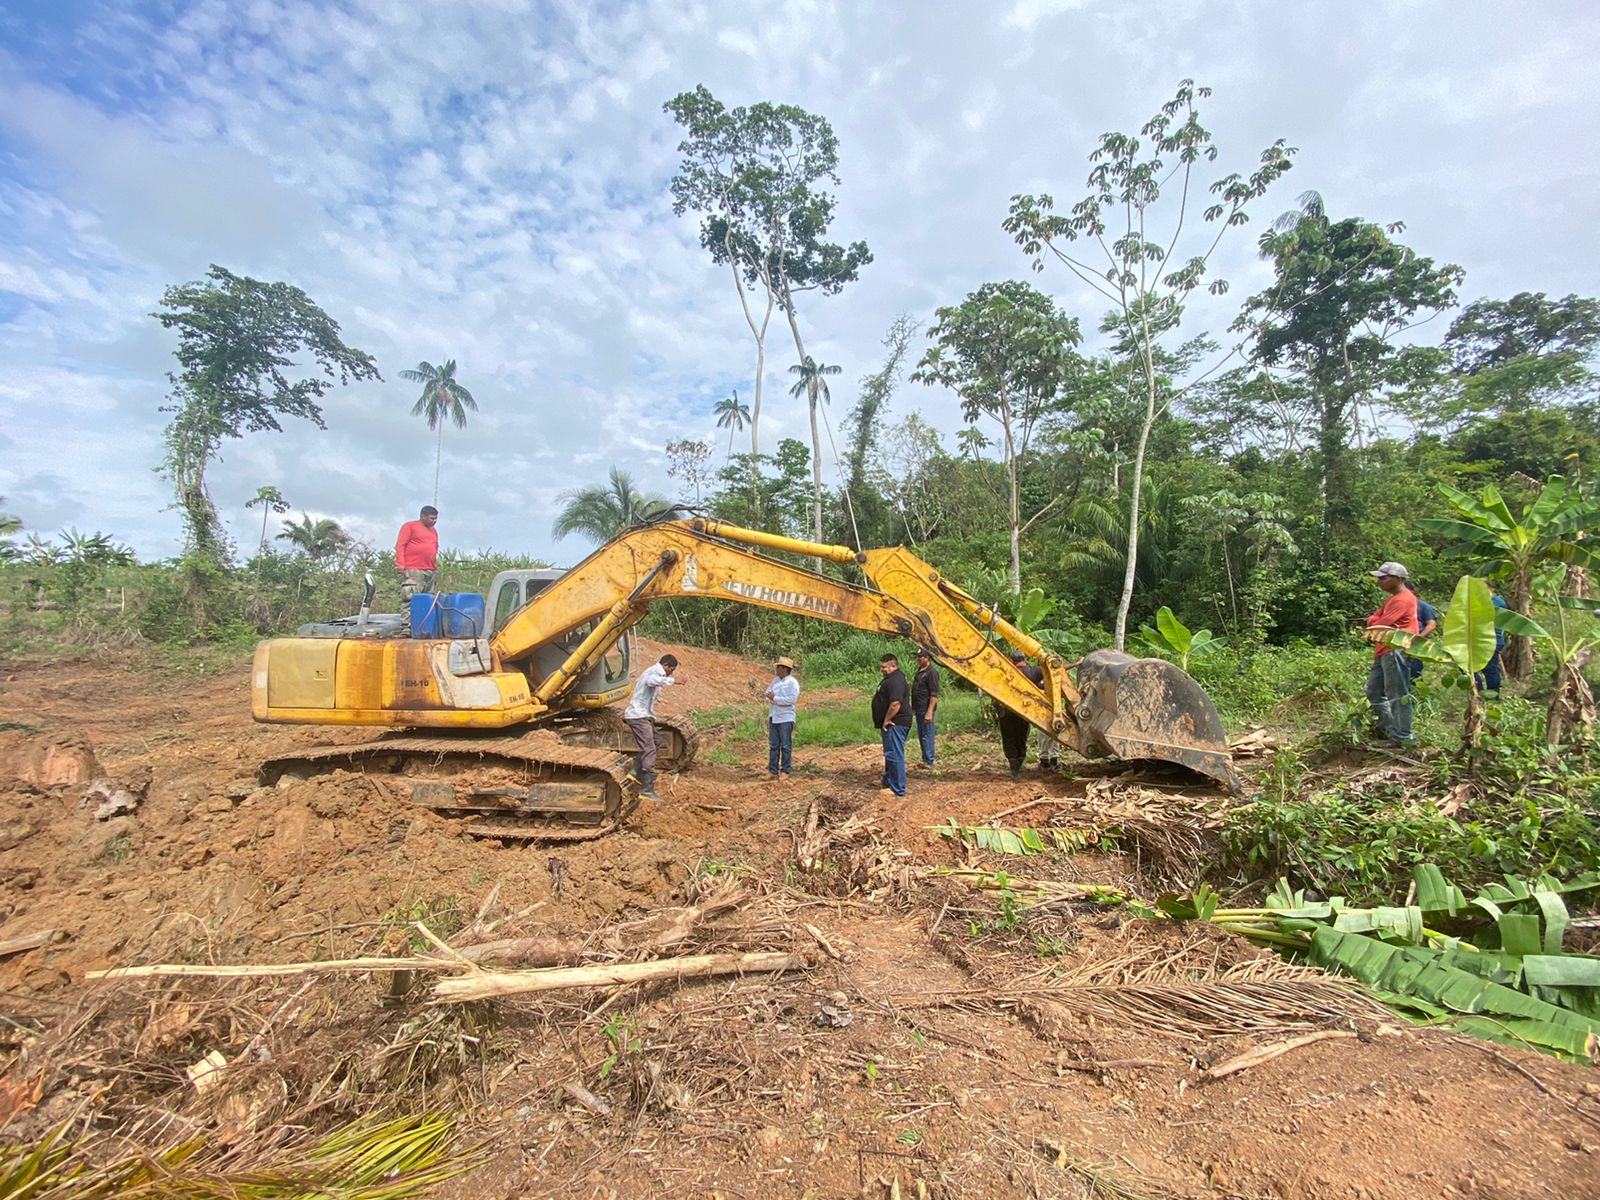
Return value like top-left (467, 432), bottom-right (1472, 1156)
top-left (253, 518), bottom-right (1239, 840)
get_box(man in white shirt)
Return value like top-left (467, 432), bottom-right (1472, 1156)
top-left (623, 653), bottom-right (679, 800)
top-left (765, 656), bottom-right (800, 781)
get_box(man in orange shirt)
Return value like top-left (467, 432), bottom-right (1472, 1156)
top-left (395, 505), bottom-right (439, 634)
top-left (1362, 560), bottom-right (1419, 743)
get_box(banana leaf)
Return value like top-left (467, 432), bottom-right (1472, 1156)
top-left (1451, 1015), bottom-right (1600, 1063)
top-left (1413, 864), bottom-right (1466, 917)
top-left (1308, 926), bottom-right (1600, 1054)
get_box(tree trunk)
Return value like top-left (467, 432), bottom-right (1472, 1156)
top-left (1113, 374), bottom-right (1158, 651)
top-left (1503, 570), bottom-right (1535, 683)
top-left (1462, 682), bottom-right (1484, 752)
top-left (1546, 646), bottom-right (1596, 749)
top-left (777, 289), bottom-right (823, 554)
top-left (259, 506), bottom-right (269, 554)
top-left (1003, 402), bottom-right (1021, 597)
top-left (433, 419), bottom-right (443, 506)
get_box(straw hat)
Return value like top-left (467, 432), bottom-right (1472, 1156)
top-left (775, 656), bottom-right (795, 670)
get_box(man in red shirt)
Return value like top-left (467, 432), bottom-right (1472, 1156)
top-left (395, 505), bottom-right (439, 634)
top-left (1362, 560), bottom-right (1419, 743)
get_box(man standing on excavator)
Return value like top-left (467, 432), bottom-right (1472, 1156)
top-left (395, 505), bottom-right (439, 635)
top-left (624, 653), bottom-right (679, 800)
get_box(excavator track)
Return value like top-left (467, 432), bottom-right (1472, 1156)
top-left (551, 710), bottom-right (700, 771)
top-left (258, 730), bottom-right (639, 842)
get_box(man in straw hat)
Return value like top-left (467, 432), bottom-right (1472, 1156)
top-left (765, 656), bottom-right (800, 781)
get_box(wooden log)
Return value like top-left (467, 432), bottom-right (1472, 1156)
top-left (87, 955), bottom-right (467, 981)
top-left (0, 930), bottom-right (58, 958)
top-left (431, 951), bottom-right (810, 1004)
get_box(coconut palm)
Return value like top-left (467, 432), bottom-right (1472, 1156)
top-left (277, 515), bottom-right (351, 562)
top-left (551, 467), bottom-right (671, 544)
top-left (399, 359), bottom-right (479, 506)
top-left (0, 500), bottom-right (20, 562)
top-left (713, 391), bottom-right (751, 464)
top-left (245, 486), bottom-right (291, 554)
top-left (788, 357), bottom-right (843, 542)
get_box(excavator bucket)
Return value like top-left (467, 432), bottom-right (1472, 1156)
top-left (1072, 650), bottom-right (1241, 793)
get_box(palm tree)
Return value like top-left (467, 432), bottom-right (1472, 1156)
top-left (788, 357), bottom-right (842, 543)
top-left (399, 359), bottom-right (479, 506)
top-left (713, 391), bottom-right (751, 465)
top-left (277, 515), bottom-right (351, 562)
top-left (551, 467), bottom-right (670, 544)
top-left (0, 500), bottom-right (21, 562)
top-left (245, 486), bottom-right (290, 554)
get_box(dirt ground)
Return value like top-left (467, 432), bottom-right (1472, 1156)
top-left (2, 640), bottom-right (1598, 1199)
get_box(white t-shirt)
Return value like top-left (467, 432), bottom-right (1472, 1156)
top-left (624, 663), bottom-right (675, 720)
top-left (766, 674), bottom-right (800, 724)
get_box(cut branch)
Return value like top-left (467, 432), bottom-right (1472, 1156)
top-left (431, 950), bottom-right (810, 1004)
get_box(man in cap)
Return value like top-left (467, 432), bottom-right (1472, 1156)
top-left (996, 650), bottom-right (1039, 778)
top-left (765, 656), bottom-right (800, 781)
top-left (910, 649), bottom-right (941, 770)
top-left (1362, 561), bottom-right (1420, 743)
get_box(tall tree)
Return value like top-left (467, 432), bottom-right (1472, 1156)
top-left (787, 356), bottom-right (844, 542)
top-left (277, 514), bottom-right (350, 562)
top-left (551, 467), bottom-right (670, 544)
top-left (665, 438), bottom-right (714, 504)
top-left (1006, 80), bottom-right (1295, 647)
top-left (841, 316), bottom-right (917, 546)
top-left (911, 281), bottom-right (1082, 596)
top-left (245, 486), bottom-right (291, 554)
top-left (665, 84), bottom-right (872, 482)
top-left (399, 359), bottom-right (478, 506)
top-left (152, 265), bottom-right (380, 561)
top-left (713, 391), bottom-right (751, 464)
top-left (1442, 291), bottom-right (1600, 419)
top-left (1238, 212), bottom-right (1462, 532)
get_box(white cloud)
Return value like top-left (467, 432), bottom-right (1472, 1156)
top-left (0, 0), bottom-right (1598, 568)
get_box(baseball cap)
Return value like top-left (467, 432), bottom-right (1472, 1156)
top-left (775, 656), bottom-right (795, 669)
top-left (1369, 561), bottom-right (1408, 579)
top-left (916, 648), bottom-right (932, 659)
top-left (1009, 650), bottom-right (1027, 662)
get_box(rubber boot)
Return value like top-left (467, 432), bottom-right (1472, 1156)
top-left (1007, 758), bottom-right (1022, 779)
top-left (638, 769), bottom-right (661, 801)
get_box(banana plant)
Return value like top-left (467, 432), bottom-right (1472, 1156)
top-left (1135, 606), bottom-right (1224, 671)
top-left (1383, 574), bottom-right (1498, 748)
top-left (1492, 598), bottom-right (1598, 748)
top-left (1417, 476), bottom-right (1600, 683)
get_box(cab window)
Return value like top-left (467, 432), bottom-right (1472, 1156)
top-left (492, 581), bottom-right (522, 633)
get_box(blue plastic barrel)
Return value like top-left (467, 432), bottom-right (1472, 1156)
top-left (409, 593), bottom-right (442, 638)
top-left (409, 592), bottom-right (486, 639)
top-left (440, 592), bottom-right (487, 638)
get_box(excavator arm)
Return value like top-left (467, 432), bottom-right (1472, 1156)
top-left (252, 517), bottom-right (1236, 789)
top-left (489, 519), bottom-right (1238, 789)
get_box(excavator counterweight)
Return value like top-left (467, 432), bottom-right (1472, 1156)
top-left (253, 518), bottom-right (1239, 837)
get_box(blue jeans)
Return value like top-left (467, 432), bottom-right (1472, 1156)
top-left (880, 724), bottom-right (909, 796)
top-left (767, 719), bottom-right (794, 775)
top-left (914, 713), bottom-right (936, 765)
top-left (1477, 649), bottom-right (1504, 694)
top-left (1366, 653), bottom-right (1414, 741)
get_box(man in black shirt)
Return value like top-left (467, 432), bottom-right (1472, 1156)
top-left (872, 652), bottom-right (913, 798)
top-left (911, 649), bottom-right (941, 769)
top-left (997, 649), bottom-right (1039, 778)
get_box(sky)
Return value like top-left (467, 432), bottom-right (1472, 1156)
top-left (2, 0), bottom-right (1598, 565)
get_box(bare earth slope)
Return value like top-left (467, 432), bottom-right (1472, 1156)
top-left (1, 644), bottom-right (1597, 1198)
